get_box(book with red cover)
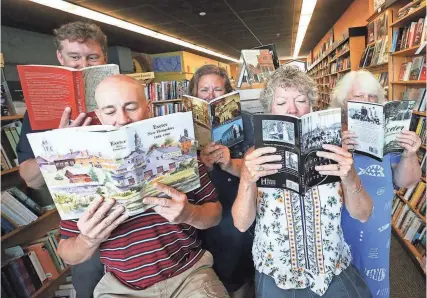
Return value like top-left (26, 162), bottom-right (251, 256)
top-left (419, 64), bottom-right (427, 81)
top-left (399, 63), bottom-right (408, 80)
top-left (24, 243), bottom-right (60, 280)
top-left (17, 64), bottom-right (119, 130)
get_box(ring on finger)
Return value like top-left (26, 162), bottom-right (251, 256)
top-left (336, 164), bottom-right (340, 171)
top-left (258, 166), bottom-right (264, 171)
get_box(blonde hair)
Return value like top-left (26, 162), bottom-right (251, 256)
top-left (259, 66), bottom-right (318, 112)
top-left (330, 70), bottom-right (385, 108)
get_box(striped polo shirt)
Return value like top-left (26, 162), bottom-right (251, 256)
top-left (60, 160), bottom-right (218, 289)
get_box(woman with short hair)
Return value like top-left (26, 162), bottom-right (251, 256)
top-left (232, 66), bottom-right (373, 297)
top-left (331, 70), bottom-right (422, 298)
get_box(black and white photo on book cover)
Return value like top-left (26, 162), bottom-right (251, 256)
top-left (348, 100), bottom-right (416, 160)
top-left (253, 108), bottom-right (342, 194)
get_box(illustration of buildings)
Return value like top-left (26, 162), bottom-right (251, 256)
top-left (54, 152), bottom-right (80, 170)
top-left (74, 150), bottom-right (117, 170)
top-left (257, 50), bottom-right (275, 73)
top-left (65, 168), bottom-right (92, 183)
top-left (192, 103), bottom-right (209, 127)
top-left (179, 130), bottom-right (192, 154)
top-left (212, 96), bottom-right (241, 124)
top-left (220, 122), bottom-right (243, 145)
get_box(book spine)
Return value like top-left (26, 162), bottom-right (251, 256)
top-left (1, 270), bottom-right (18, 298)
top-left (7, 187), bottom-right (44, 216)
top-left (9, 260), bottom-right (32, 297)
top-left (2, 265), bottom-right (22, 298)
top-left (2, 192), bottom-right (38, 222)
top-left (22, 254), bottom-right (43, 291)
top-left (4, 128), bottom-right (18, 157)
top-left (16, 257), bottom-right (37, 295)
top-left (1, 215), bottom-right (16, 233)
top-left (1, 204), bottom-right (28, 226)
top-left (27, 251), bottom-right (47, 283)
top-left (74, 71), bottom-right (87, 113)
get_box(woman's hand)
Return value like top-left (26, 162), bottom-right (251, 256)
top-left (241, 147), bottom-right (282, 183)
top-left (315, 144), bottom-right (354, 180)
top-left (200, 142), bottom-right (231, 171)
top-left (342, 130), bottom-right (358, 152)
top-left (397, 130), bottom-right (421, 156)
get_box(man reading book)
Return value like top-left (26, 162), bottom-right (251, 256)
top-left (16, 21), bottom-right (108, 298)
top-left (58, 75), bottom-right (228, 298)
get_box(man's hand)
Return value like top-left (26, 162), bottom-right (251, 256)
top-left (200, 142), bottom-right (231, 171)
top-left (397, 130), bottom-right (421, 156)
top-left (142, 183), bottom-right (194, 224)
top-left (58, 107), bottom-right (92, 129)
top-left (77, 197), bottom-right (128, 248)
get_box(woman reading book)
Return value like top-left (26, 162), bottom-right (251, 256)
top-left (188, 65), bottom-right (255, 297)
top-left (232, 66), bottom-right (373, 297)
top-left (331, 70), bottom-right (422, 298)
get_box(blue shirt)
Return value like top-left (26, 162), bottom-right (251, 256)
top-left (341, 153), bottom-right (400, 298)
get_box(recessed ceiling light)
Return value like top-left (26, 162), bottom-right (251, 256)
top-left (28, 0), bottom-right (238, 62)
top-left (199, 12), bottom-right (206, 16)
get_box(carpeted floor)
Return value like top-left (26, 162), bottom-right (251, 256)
top-left (390, 234), bottom-right (426, 298)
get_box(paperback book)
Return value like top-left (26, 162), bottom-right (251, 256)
top-left (347, 100), bottom-right (416, 160)
top-left (253, 108), bottom-right (342, 194)
top-left (17, 64), bottom-right (120, 130)
top-left (182, 91), bottom-right (244, 148)
top-left (27, 112), bottom-right (200, 220)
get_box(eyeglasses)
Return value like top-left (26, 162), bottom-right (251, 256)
top-left (352, 94), bottom-right (378, 102)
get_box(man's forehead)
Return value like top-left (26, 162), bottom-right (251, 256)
top-left (60, 39), bottom-right (102, 52)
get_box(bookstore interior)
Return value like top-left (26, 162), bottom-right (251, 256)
top-left (0, 0), bottom-right (426, 297)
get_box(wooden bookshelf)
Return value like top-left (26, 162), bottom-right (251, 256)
top-left (391, 224), bottom-right (425, 271)
top-left (390, 3), bottom-right (427, 28)
top-left (391, 81), bottom-right (426, 85)
top-left (151, 99), bottom-right (182, 104)
top-left (392, 45), bottom-right (426, 57)
top-left (1, 166), bottom-right (19, 175)
top-left (413, 110), bottom-right (427, 117)
top-left (1, 114), bottom-right (24, 121)
top-left (337, 49), bottom-right (350, 58)
top-left (363, 62), bottom-right (388, 71)
top-left (395, 192), bottom-right (426, 223)
top-left (2, 209), bottom-right (60, 249)
top-left (31, 266), bottom-right (71, 298)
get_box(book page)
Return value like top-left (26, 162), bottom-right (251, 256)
top-left (210, 92), bottom-right (244, 147)
top-left (183, 95), bottom-right (211, 148)
top-left (27, 112), bottom-right (200, 220)
top-left (383, 100), bottom-right (416, 155)
top-left (348, 101), bottom-right (384, 159)
top-left (17, 66), bottom-right (78, 130)
top-left (81, 64), bottom-right (120, 111)
top-left (253, 114), bottom-right (301, 193)
top-left (300, 108), bottom-right (342, 192)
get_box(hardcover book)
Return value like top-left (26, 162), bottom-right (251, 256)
top-left (347, 100), bottom-right (416, 160)
top-left (409, 55), bottom-right (425, 80)
top-left (253, 108), bottom-right (342, 194)
top-left (27, 112), bottom-right (201, 220)
top-left (182, 91), bottom-right (244, 148)
top-left (17, 64), bottom-right (120, 130)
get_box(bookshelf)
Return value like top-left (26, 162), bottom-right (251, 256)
top-left (1, 166), bottom-right (19, 176)
top-left (308, 27), bottom-right (366, 110)
top-left (32, 267), bottom-right (71, 298)
top-left (1, 114), bottom-right (24, 121)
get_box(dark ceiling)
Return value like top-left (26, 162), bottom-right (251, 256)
top-left (1, 0), bottom-right (354, 62)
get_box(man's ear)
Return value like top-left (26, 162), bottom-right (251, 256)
top-left (57, 50), bottom-right (65, 66)
top-left (94, 109), bottom-right (104, 124)
top-left (147, 100), bottom-right (153, 118)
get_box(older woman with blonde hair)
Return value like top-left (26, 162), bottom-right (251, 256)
top-left (330, 70), bottom-right (422, 298)
top-left (232, 66), bottom-right (373, 297)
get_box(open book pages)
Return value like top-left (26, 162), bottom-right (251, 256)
top-left (182, 91), bottom-right (244, 148)
top-left (27, 112), bottom-right (200, 220)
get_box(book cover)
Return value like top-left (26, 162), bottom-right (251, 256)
top-left (371, 39), bottom-right (384, 66)
top-left (253, 108), bottom-right (342, 194)
top-left (364, 46), bottom-right (375, 66)
top-left (378, 36), bottom-right (389, 64)
top-left (27, 112), bottom-right (200, 220)
top-left (23, 243), bottom-right (60, 280)
top-left (17, 64), bottom-right (119, 130)
top-left (408, 22), bottom-right (418, 48)
top-left (241, 49), bottom-right (275, 85)
top-left (414, 18), bottom-right (425, 46)
top-left (409, 56), bottom-right (425, 80)
top-left (391, 28), bottom-right (400, 52)
top-left (367, 22), bottom-right (375, 44)
top-left (404, 62), bottom-right (413, 80)
top-left (375, 13), bottom-right (388, 40)
top-left (399, 63), bottom-right (409, 80)
top-left (418, 63), bottom-right (426, 80)
top-left (183, 91), bottom-right (244, 148)
top-left (347, 100), bottom-right (416, 160)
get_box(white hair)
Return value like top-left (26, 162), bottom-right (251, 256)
top-left (330, 70), bottom-right (385, 108)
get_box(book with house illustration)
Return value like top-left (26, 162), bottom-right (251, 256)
top-left (253, 108), bottom-right (342, 195)
top-left (26, 112), bottom-right (200, 220)
top-left (17, 64), bottom-right (120, 130)
top-left (235, 49), bottom-right (276, 87)
top-left (348, 100), bottom-right (417, 160)
top-left (182, 91), bottom-right (244, 148)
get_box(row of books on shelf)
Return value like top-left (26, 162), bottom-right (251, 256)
top-left (399, 57), bottom-right (426, 81)
top-left (144, 80), bottom-right (189, 101)
top-left (411, 116), bottom-right (426, 144)
top-left (391, 17), bottom-right (426, 52)
top-left (397, 181), bottom-right (426, 210)
top-left (373, 72), bottom-right (389, 88)
top-left (397, 0), bottom-right (425, 19)
top-left (1, 120), bottom-right (22, 170)
top-left (392, 195), bottom-right (426, 257)
top-left (152, 102), bottom-right (184, 117)
top-left (359, 37), bottom-right (388, 68)
top-left (417, 147), bottom-right (427, 177)
top-left (336, 41), bottom-right (349, 56)
top-left (2, 229), bottom-right (68, 298)
top-left (1, 187), bottom-right (45, 233)
top-left (404, 87), bottom-right (426, 111)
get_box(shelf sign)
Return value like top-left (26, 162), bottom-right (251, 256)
top-left (126, 72), bottom-right (155, 81)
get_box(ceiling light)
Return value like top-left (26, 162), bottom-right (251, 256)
top-left (29, 0), bottom-right (239, 62)
top-left (199, 12), bottom-right (206, 16)
top-left (293, 0), bottom-right (317, 58)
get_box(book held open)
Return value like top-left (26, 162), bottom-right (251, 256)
top-left (27, 112), bottom-right (200, 220)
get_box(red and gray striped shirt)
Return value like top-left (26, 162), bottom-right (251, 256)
top-left (60, 160), bottom-right (218, 289)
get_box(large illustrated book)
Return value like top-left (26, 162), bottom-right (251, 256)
top-left (17, 64), bottom-right (120, 130)
top-left (254, 108), bottom-right (342, 194)
top-left (348, 100), bottom-right (416, 160)
top-left (27, 112), bottom-right (200, 220)
top-left (182, 91), bottom-right (244, 148)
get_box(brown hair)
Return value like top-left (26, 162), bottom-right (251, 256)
top-left (53, 22), bottom-right (108, 56)
top-left (188, 64), bottom-right (233, 96)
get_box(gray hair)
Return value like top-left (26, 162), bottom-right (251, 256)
top-left (259, 66), bottom-right (318, 113)
top-left (330, 70), bottom-right (385, 108)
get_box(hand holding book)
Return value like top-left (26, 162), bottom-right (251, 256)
top-left (200, 142), bottom-right (231, 171)
top-left (315, 144), bottom-right (354, 179)
top-left (396, 130), bottom-right (422, 156)
top-left (58, 107), bottom-right (92, 129)
top-left (241, 147), bottom-right (283, 183)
